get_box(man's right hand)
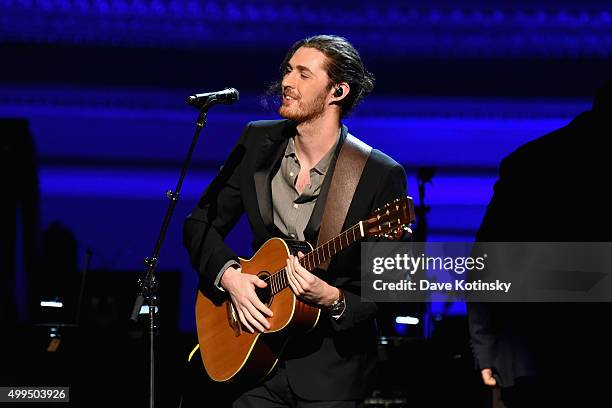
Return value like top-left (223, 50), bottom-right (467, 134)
top-left (481, 368), bottom-right (497, 387)
top-left (220, 266), bottom-right (273, 333)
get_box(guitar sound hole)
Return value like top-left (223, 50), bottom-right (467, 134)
top-left (256, 271), bottom-right (272, 306)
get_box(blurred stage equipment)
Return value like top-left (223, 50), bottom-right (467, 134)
top-left (413, 167), bottom-right (434, 242)
top-left (36, 247), bottom-right (91, 353)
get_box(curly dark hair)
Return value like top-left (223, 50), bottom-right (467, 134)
top-left (266, 35), bottom-right (375, 118)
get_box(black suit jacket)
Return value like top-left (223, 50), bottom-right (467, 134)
top-left (183, 119), bottom-right (407, 400)
top-left (467, 101), bottom-right (612, 395)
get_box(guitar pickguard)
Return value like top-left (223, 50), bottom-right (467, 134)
top-left (284, 239), bottom-right (314, 257)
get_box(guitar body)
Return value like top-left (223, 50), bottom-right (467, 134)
top-left (193, 196), bottom-right (415, 384)
top-left (195, 237), bottom-right (319, 383)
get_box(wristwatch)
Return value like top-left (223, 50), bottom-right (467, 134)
top-left (329, 289), bottom-right (346, 320)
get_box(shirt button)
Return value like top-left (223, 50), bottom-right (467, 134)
top-left (289, 172), bottom-right (294, 177)
top-left (290, 234), bottom-right (296, 238)
top-left (293, 203), bottom-right (298, 209)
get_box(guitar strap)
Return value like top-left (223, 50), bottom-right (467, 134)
top-left (316, 134), bottom-right (372, 271)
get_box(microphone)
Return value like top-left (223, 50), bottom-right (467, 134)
top-left (186, 88), bottom-right (239, 108)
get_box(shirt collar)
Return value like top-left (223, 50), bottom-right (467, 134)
top-left (284, 128), bottom-right (341, 176)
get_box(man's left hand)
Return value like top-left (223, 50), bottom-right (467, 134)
top-left (286, 252), bottom-right (340, 307)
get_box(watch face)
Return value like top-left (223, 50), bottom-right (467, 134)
top-left (330, 301), bottom-right (345, 314)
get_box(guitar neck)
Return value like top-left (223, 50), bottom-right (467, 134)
top-left (261, 196), bottom-right (414, 298)
top-left (264, 222), bottom-right (364, 297)
top-left (300, 222), bottom-right (364, 272)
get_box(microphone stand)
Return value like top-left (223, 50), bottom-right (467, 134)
top-left (414, 167), bottom-right (434, 242)
top-left (130, 106), bottom-right (210, 408)
top-left (414, 167), bottom-right (434, 338)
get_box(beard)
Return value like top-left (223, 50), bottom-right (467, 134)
top-left (279, 88), bottom-right (328, 123)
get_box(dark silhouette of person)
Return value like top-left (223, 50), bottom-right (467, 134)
top-left (468, 81), bottom-right (612, 407)
top-left (0, 119), bottom-right (41, 325)
top-left (0, 119), bottom-right (41, 384)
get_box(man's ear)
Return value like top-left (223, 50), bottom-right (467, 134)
top-left (331, 83), bottom-right (350, 102)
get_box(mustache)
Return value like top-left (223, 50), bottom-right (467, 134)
top-left (282, 88), bottom-right (300, 99)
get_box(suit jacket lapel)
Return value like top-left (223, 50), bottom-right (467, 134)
top-left (303, 124), bottom-right (349, 244)
top-left (253, 121), bottom-right (295, 233)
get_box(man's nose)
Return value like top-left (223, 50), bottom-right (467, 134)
top-left (282, 71), bottom-right (297, 88)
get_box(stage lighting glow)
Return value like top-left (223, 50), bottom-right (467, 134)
top-left (40, 300), bottom-right (64, 308)
top-left (139, 305), bottom-right (159, 314)
top-left (395, 316), bottom-right (420, 325)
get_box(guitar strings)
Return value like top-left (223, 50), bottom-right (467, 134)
top-left (253, 202), bottom-right (407, 297)
top-left (257, 223), bottom-right (362, 295)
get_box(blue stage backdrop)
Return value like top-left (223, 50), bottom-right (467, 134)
top-left (1, 0), bottom-right (609, 332)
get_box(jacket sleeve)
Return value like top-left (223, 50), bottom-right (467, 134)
top-left (183, 123), bottom-right (251, 297)
top-left (467, 154), bottom-right (518, 371)
top-left (330, 163), bottom-right (408, 332)
top-left (467, 302), bottom-right (498, 370)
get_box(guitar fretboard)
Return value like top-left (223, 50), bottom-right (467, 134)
top-left (262, 223), bottom-right (363, 296)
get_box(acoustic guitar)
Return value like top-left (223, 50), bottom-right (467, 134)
top-left (194, 196), bottom-right (415, 383)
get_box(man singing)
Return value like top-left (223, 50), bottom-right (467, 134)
top-left (184, 35), bottom-right (407, 407)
